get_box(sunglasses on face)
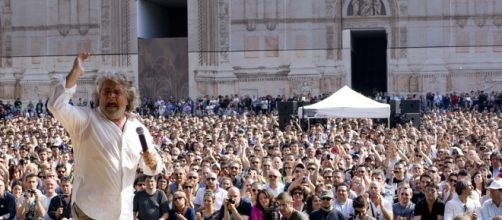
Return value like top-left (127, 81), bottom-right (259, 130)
top-left (293, 191), bottom-right (303, 196)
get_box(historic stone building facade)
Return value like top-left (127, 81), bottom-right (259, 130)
top-left (0, 0), bottom-right (138, 102)
top-left (188, 0), bottom-right (502, 98)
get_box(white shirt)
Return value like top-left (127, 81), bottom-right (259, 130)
top-left (444, 197), bottom-right (481, 220)
top-left (369, 199), bottom-right (393, 220)
top-left (42, 193), bottom-right (57, 220)
top-left (263, 183), bottom-right (285, 197)
top-left (477, 199), bottom-right (502, 220)
top-left (194, 187), bottom-right (227, 210)
top-left (333, 198), bottom-right (355, 217)
top-left (48, 79), bottom-right (164, 220)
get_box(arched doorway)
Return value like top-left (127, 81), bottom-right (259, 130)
top-left (339, 0), bottom-right (398, 97)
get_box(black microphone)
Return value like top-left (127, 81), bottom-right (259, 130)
top-left (136, 127), bottom-right (148, 152)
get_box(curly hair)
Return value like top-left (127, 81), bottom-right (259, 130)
top-left (92, 73), bottom-right (140, 112)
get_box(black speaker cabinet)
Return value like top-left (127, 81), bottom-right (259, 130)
top-left (400, 100), bottom-right (420, 113)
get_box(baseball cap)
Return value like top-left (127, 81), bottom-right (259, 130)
top-left (320, 189), bottom-right (334, 199)
top-left (451, 147), bottom-right (464, 156)
top-left (488, 180), bottom-right (502, 190)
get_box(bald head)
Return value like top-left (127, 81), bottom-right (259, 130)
top-left (227, 187), bottom-right (241, 205)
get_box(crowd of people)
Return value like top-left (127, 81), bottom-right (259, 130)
top-left (0, 91), bottom-right (501, 219)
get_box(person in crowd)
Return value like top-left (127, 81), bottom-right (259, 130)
top-left (47, 52), bottom-right (163, 219)
top-left (11, 181), bottom-right (23, 206)
top-left (169, 191), bottom-right (196, 220)
top-left (471, 171), bottom-right (486, 202)
top-left (196, 190), bottom-right (219, 220)
top-left (367, 181), bottom-right (393, 220)
top-left (194, 172), bottom-right (227, 211)
top-left (16, 174), bottom-right (45, 220)
top-left (249, 189), bottom-right (274, 220)
top-left (183, 181), bottom-right (197, 208)
top-left (41, 177), bottom-right (58, 220)
top-left (219, 177), bottom-right (233, 191)
top-left (477, 179), bottom-right (502, 220)
top-left (352, 195), bottom-right (376, 220)
top-left (217, 187), bottom-right (252, 220)
top-left (133, 175), bottom-right (169, 220)
top-left (333, 183), bottom-right (355, 217)
top-left (134, 175), bottom-right (147, 193)
top-left (303, 194), bottom-right (320, 216)
top-left (0, 179), bottom-right (16, 220)
top-left (444, 179), bottom-right (480, 220)
top-left (309, 189), bottom-right (346, 220)
top-left (413, 182), bottom-right (445, 220)
top-left (157, 175), bottom-right (171, 198)
top-left (277, 192), bottom-right (303, 220)
top-left (263, 169), bottom-right (284, 197)
top-left (392, 187), bottom-right (415, 220)
top-left (249, 182), bottom-right (263, 205)
top-left (47, 177), bottom-right (72, 220)
top-left (289, 186), bottom-right (306, 212)
top-left (170, 168), bottom-right (186, 195)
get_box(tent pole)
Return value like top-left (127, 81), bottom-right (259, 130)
top-left (387, 117), bottom-right (390, 128)
top-left (308, 118), bottom-right (310, 129)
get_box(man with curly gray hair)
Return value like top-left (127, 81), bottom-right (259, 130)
top-left (48, 53), bottom-right (164, 219)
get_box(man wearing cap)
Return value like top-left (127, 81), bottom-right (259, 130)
top-left (477, 180), bottom-right (502, 220)
top-left (309, 190), bottom-right (346, 220)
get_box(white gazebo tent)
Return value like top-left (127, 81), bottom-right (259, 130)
top-left (297, 85), bottom-right (390, 126)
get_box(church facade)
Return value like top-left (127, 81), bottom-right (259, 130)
top-left (1, 0), bottom-right (502, 101)
top-left (0, 0), bottom-right (137, 102)
top-left (188, 0), bottom-right (502, 98)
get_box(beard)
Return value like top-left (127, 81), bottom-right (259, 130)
top-left (100, 105), bottom-right (126, 121)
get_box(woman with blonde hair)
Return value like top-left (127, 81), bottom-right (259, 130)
top-left (169, 191), bottom-right (195, 220)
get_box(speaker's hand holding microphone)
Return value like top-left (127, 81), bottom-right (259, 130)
top-left (136, 127), bottom-right (158, 171)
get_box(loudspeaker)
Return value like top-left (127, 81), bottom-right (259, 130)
top-left (277, 101), bottom-right (297, 115)
top-left (401, 113), bottom-right (420, 128)
top-left (400, 100), bottom-right (420, 113)
top-left (278, 101), bottom-right (298, 129)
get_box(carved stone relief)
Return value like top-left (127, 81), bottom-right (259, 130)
top-left (348, 0), bottom-right (386, 16)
